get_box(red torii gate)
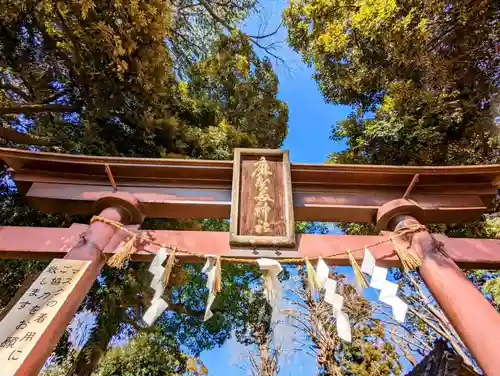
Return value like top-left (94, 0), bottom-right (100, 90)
top-left (0, 147), bottom-right (500, 375)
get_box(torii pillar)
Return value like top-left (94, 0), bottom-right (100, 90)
top-left (1, 192), bottom-right (143, 376)
top-left (377, 199), bottom-right (500, 375)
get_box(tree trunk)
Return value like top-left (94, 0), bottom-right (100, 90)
top-left (0, 103), bottom-right (78, 115)
top-left (258, 339), bottom-right (279, 376)
top-left (299, 269), bottom-right (343, 376)
top-left (65, 326), bottom-right (114, 376)
top-left (259, 342), bottom-right (270, 376)
top-left (0, 126), bottom-right (53, 146)
top-left (323, 361), bottom-right (343, 376)
top-left (65, 342), bottom-right (105, 376)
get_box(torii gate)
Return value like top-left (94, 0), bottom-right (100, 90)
top-left (0, 147), bottom-right (500, 375)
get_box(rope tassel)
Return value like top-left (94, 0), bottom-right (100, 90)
top-left (391, 239), bottom-right (422, 273)
top-left (162, 248), bottom-right (177, 287)
top-left (107, 234), bottom-right (137, 268)
top-left (347, 249), bottom-right (368, 289)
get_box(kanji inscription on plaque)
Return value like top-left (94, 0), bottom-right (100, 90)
top-left (0, 259), bottom-right (90, 375)
top-left (230, 148), bottom-right (295, 247)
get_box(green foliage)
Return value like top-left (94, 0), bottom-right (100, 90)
top-left (183, 34), bottom-right (288, 154)
top-left (295, 221), bottom-right (329, 234)
top-left (157, 262), bottom-right (262, 355)
top-left (96, 330), bottom-right (186, 376)
top-left (484, 277), bottom-right (500, 306)
top-left (476, 217), bottom-right (500, 306)
top-left (42, 330), bottom-right (188, 376)
top-left (234, 291), bottom-right (272, 348)
top-left (285, 0), bottom-right (500, 166)
top-left (285, 0), bottom-right (500, 300)
top-left (41, 354), bottom-right (78, 376)
top-left (0, 0), bottom-right (287, 156)
top-left (169, 0), bottom-right (257, 74)
top-left (484, 216), bottom-right (500, 239)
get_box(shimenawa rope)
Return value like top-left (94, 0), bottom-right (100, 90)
top-left (90, 215), bottom-right (427, 267)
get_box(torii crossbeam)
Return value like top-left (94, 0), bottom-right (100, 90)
top-left (0, 147), bottom-right (499, 375)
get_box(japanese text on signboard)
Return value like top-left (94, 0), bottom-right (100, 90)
top-left (0, 259), bottom-right (90, 375)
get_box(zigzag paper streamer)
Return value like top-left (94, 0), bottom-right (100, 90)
top-left (361, 248), bottom-right (408, 323)
top-left (316, 259), bottom-right (351, 342)
top-left (315, 257), bottom-right (330, 288)
top-left (324, 277), bottom-right (352, 342)
top-left (143, 247), bottom-right (169, 326)
top-left (257, 258), bottom-right (283, 304)
top-left (143, 298), bottom-right (168, 326)
top-left (202, 255), bottom-right (221, 321)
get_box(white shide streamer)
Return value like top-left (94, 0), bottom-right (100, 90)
top-left (316, 258), bottom-right (352, 342)
top-left (257, 258), bottom-right (283, 304)
top-left (361, 248), bottom-right (408, 322)
top-left (202, 255), bottom-right (219, 321)
top-left (316, 257), bottom-right (330, 287)
top-left (143, 247), bottom-right (169, 326)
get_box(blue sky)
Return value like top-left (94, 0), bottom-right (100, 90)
top-left (200, 2), bottom-right (353, 374)
top-left (281, 65), bottom-right (351, 163)
top-left (242, 0), bottom-right (351, 164)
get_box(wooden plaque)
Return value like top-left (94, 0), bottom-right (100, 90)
top-left (230, 148), bottom-right (295, 247)
top-left (0, 259), bottom-right (90, 375)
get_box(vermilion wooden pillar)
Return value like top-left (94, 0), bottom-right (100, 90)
top-left (377, 199), bottom-right (500, 375)
top-left (15, 192), bottom-right (143, 376)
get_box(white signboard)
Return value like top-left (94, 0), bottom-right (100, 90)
top-left (0, 259), bottom-right (90, 375)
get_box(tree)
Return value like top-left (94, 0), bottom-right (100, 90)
top-left (289, 270), bottom-right (402, 375)
top-left (284, 0), bottom-right (500, 304)
top-left (284, 0), bottom-right (500, 166)
top-left (234, 292), bottom-right (279, 376)
top-left (0, 2), bottom-right (289, 376)
top-left (0, 0), bottom-right (287, 154)
top-left (184, 34), bottom-right (288, 154)
top-left (42, 329), bottom-right (188, 376)
top-left (96, 330), bottom-right (186, 376)
top-left (169, 0), bottom-right (284, 73)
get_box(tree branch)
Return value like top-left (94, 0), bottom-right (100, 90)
top-left (164, 294), bottom-right (204, 319)
top-left (0, 103), bottom-right (79, 115)
top-left (0, 126), bottom-right (54, 146)
top-left (0, 83), bottom-right (31, 102)
top-left (168, 303), bottom-right (205, 319)
top-left (408, 307), bottom-right (470, 361)
top-left (197, 0), bottom-right (285, 63)
top-left (406, 275), bottom-right (476, 369)
top-left (40, 89), bottom-right (70, 104)
top-left (176, 2), bottom-right (201, 12)
top-left (248, 22), bottom-right (282, 40)
top-left (198, 0), bottom-right (234, 33)
top-left (378, 313), bottom-right (432, 351)
top-left (250, 39), bottom-right (285, 64)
